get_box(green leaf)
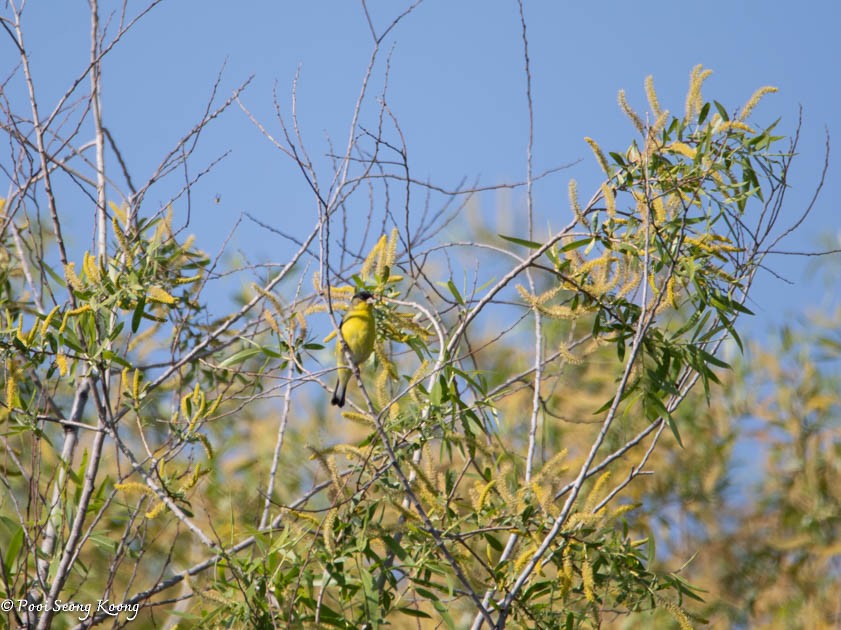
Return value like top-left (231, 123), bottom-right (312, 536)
top-left (132, 295), bottom-right (146, 333)
top-left (698, 101), bottom-right (711, 124)
top-left (4, 525), bottom-right (23, 575)
top-left (446, 280), bottom-right (464, 305)
top-left (398, 608), bottom-right (432, 620)
top-left (697, 347), bottom-right (730, 369)
top-left (431, 599), bottom-right (455, 630)
top-left (560, 237), bottom-right (592, 253)
top-left (665, 413), bottom-right (684, 448)
top-left (219, 347), bottom-right (263, 368)
top-left (108, 320), bottom-right (125, 341)
top-left (498, 234), bottom-right (542, 249)
top-left (414, 587), bottom-right (441, 602)
top-left (382, 534), bottom-right (408, 561)
top-left (102, 350), bottom-right (132, 369)
top-left (485, 534), bottom-right (503, 552)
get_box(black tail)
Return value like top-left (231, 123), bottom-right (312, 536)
top-left (331, 379), bottom-right (346, 407)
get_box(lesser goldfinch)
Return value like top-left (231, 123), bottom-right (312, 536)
top-left (331, 291), bottom-right (376, 407)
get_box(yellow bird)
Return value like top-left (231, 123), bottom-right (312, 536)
top-left (331, 291), bottom-right (376, 407)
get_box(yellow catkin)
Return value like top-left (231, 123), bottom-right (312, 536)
top-left (415, 475), bottom-right (440, 513)
top-left (145, 501), bottom-right (167, 519)
top-left (616, 267), bottom-right (641, 299)
top-left (133, 369), bottom-right (141, 400)
top-left (180, 464), bottom-right (203, 492)
top-left (148, 286), bottom-right (177, 305)
top-left (474, 479), bottom-right (496, 511)
top-left (581, 554), bottom-right (596, 602)
top-left (6, 371), bottom-right (18, 409)
top-left (82, 251), bottom-right (101, 283)
top-left (40, 305), bottom-right (60, 336)
top-left (666, 275), bottom-right (678, 308)
top-left (540, 304), bottom-right (578, 320)
top-left (739, 86), bottom-right (778, 121)
top-left (64, 263), bottom-right (83, 291)
top-left (198, 589), bottom-right (230, 605)
top-left (326, 455), bottom-right (342, 494)
top-left (684, 65), bottom-right (706, 122)
top-left (577, 250), bottom-right (609, 277)
top-left (374, 366), bottom-right (391, 409)
top-left (568, 179), bottom-right (581, 221)
top-left (340, 410), bottom-right (376, 426)
top-left (294, 310), bottom-right (308, 340)
top-left (591, 264), bottom-right (621, 296)
top-left (252, 284), bottom-right (283, 315)
top-left (174, 274), bottom-right (201, 285)
top-left (716, 120), bottom-right (755, 135)
top-left (205, 395), bottom-right (221, 417)
top-left (120, 366), bottom-right (129, 395)
top-left (634, 192), bottom-right (650, 226)
top-left (562, 544), bottom-right (574, 581)
top-left (55, 354), bottom-right (68, 377)
top-left (496, 464), bottom-right (516, 507)
top-left (617, 89), bottom-right (644, 134)
top-left (180, 234), bottom-right (196, 253)
top-left (196, 433), bottom-right (214, 459)
top-left (524, 283), bottom-right (564, 308)
top-left (186, 398), bottom-right (203, 434)
top-left (24, 320), bottom-right (38, 346)
top-left (652, 196), bottom-right (666, 224)
top-left (113, 215), bottom-right (131, 261)
top-left (409, 359), bottom-right (429, 405)
top-left (658, 597), bottom-right (694, 630)
top-left (667, 142), bottom-right (697, 160)
top-left (14, 314), bottom-right (24, 345)
top-left (361, 234), bottom-right (386, 280)
top-left (115, 481), bottom-right (156, 496)
top-left (584, 137), bottom-right (610, 175)
top-left (375, 233), bottom-right (390, 279)
top-left (263, 310), bottom-right (280, 335)
top-left (513, 544), bottom-right (536, 574)
top-left (532, 481), bottom-right (552, 515)
top-left (108, 200), bottom-right (126, 225)
top-left (649, 109), bottom-right (670, 136)
top-left (330, 444), bottom-right (368, 461)
top-left (155, 206), bottom-right (174, 241)
top-left (567, 512), bottom-right (601, 529)
top-left (323, 508), bottom-right (338, 555)
top-left (608, 503), bottom-right (636, 521)
top-left (180, 392), bottom-right (190, 420)
top-left (584, 471), bottom-right (611, 513)
top-left (644, 75), bottom-right (661, 117)
top-left (558, 342), bottom-right (583, 365)
top-left (542, 448), bottom-right (568, 477)
top-left (695, 69), bottom-right (713, 110)
top-left (422, 444), bottom-right (439, 494)
top-left (601, 184), bottom-right (616, 219)
top-left (379, 228), bottom-right (399, 280)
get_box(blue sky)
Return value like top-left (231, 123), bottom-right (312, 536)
top-left (5, 0), bottom-right (840, 331)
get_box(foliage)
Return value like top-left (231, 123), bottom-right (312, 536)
top-left (0, 2), bottom-right (828, 629)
